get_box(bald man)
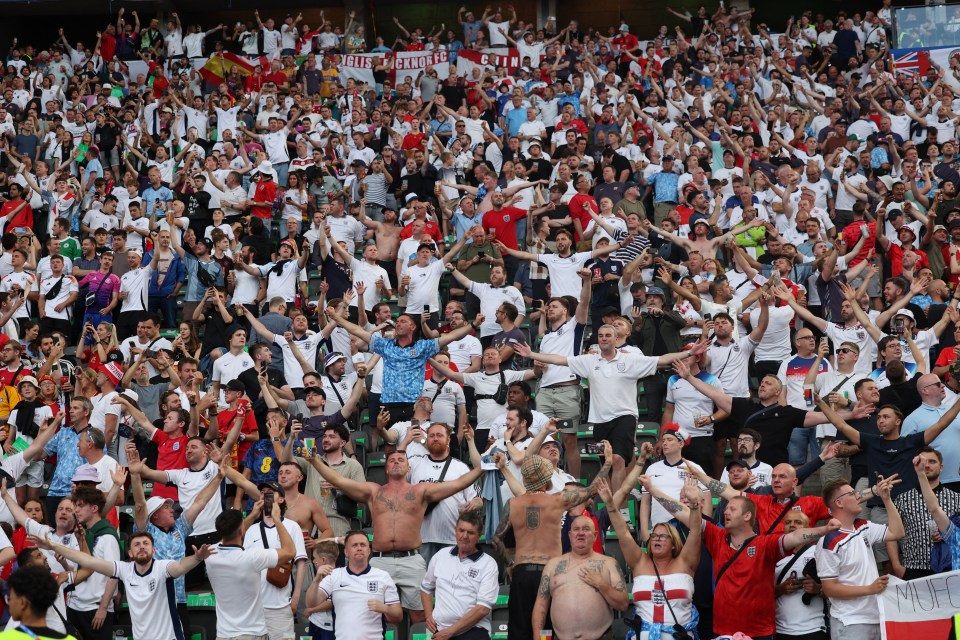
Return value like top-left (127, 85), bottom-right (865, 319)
top-left (902, 372), bottom-right (960, 491)
top-left (685, 461), bottom-right (833, 534)
top-left (532, 515), bottom-right (629, 640)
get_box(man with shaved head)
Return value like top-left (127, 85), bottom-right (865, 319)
top-left (902, 373), bottom-right (960, 492)
top-left (532, 513), bottom-right (628, 640)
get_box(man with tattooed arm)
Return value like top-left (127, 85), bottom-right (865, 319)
top-left (641, 477), bottom-right (844, 639)
top-left (532, 514), bottom-right (629, 640)
top-left (494, 443), bottom-right (613, 640)
top-left (301, 427), bottom-right (483, 624)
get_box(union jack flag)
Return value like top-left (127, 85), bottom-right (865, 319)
top-left (891, 50), bottom-right (930, 77)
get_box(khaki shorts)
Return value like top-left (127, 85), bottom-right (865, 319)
top-left (536, 384), bottom-right (581, 433)
top-left (263, 606), bottom-right (295, 640)
top-left (370, 553), bottom-right (426, 610)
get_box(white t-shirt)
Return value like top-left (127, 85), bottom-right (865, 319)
top-left (113, 559), bottom-right (183, 640)
top-left (644, 458), bottom-right (708, 527)
top-left (348, 257), bottom-right (390, 309)
top-left (706, 338), bottom-right (757, 398)
top-left (318, 566), bottom-right (400, 640)
top-left (665, 372), bottom-right (723, 437)
top-left (69, 525), bottom-right (121, 611)
top-left (749, 305), bottom-right (795, 362)
top-left (274, 333), bottom-right (324, 388)
top-left (206, 545), bottom-right (279, 638)
top-left (165, 461), bottom-right (222, 536)
top-left (212, 351), bottom-right (256, 388)
top-left (409, 455), bottom-right (477, 545)
top-left (119, 264), bottom-right (154, 312)
top-left (815, 520), bottom-right (887, 625)
top-left (321, 372), bottom-right (359, 416)
top-left (405, 260), bottom-right (445, 314)
top-left (421, 378), bottom-right (466, 427)
top-left (775, 545), bottom-right (825, 635)
top-left (468, 282), bottom-right (526, 337)
top-left (463, 369), bottom-right (528, 430)
top-left (445, 335), bottom-right (482, 372)
top-left (243, 518), bottom-right (308, 609)
top-left (538, 252), bottom-right (592, 297)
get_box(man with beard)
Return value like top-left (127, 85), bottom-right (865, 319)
top-left (301, 432), bottom-right (483, 623)
top-left (720, 429), bottom-right (773, 488)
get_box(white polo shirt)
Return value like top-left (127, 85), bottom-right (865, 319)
top-left (815, 520), bottom-right (887, 625)
top-left (113, 559), bottom-right (183, 640)
top-left (165, 461), bottom-right (222, 536)
top-left (206, 545), bottom-right (278, 638)
top-left (243, 518), bottom-right (309, 609)
top-left (421, 547), bottom-right (499, 634)
top-left (319, 565), bottom-right (400, 640)
top-left (274, 332), bottom-right (324, 389)
top-left (538, 317), bottom-right (587, 387)
top-left (69, 526), bottom-right (121, 611)
top-left (566, 351), bottom-right (660, 423)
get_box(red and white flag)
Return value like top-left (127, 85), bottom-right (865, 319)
top-left (456, 48), bottom-right (522, 82)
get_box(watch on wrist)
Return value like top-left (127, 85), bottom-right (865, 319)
top-left (272, 437), bottom-right (282, 442)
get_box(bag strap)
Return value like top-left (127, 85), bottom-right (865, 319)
top-left (713, 347), bottom-right (734, 380)
top-left (259, 519), bottom-right (270, 550)
top-left (327, 374), bottom-right (347, 407)
top-left (715, 535), bottom-right (757, 584)
top-left (436, 455), bottom-right (453, 483)
top-left (775, 543), bottom-right (813, 585)
top-left (829, 375), bottom-right (853, 395)
top-left (765, 496), bottom-right (799, 535)
top-left (650, 556), bottom-right (684, 627)
top-left (431, 381), bottom-right (445, 404)
top-left (88, 272), bottom-right (109, 305)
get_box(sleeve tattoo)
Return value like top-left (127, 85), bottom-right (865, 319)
top-left (655, 495), bottom-right (685, 514)
top-left (707, 479), bottom-right (728, 496)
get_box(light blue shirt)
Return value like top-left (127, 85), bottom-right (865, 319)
top-left (902, 401), bottom-right (960, 483)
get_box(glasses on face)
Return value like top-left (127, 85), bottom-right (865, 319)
top-left (736, 437), bottom-right (755, 444)
top-left (835, 489), bottom-right (857, 503)
top-left (796, 335), bottom-right (815, 341)
top-left (923, 381), bottom-right (946, 390)
top-left (836, 347), bottom-right (856, 354)
top-left (648, 533), bottom-right (672, 541)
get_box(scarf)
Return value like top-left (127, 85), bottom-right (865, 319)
top-left (13, 400), bottom-right (43, 439)
top-left (633, 605), bottom-right (700, 640)
top-left (85, 518), bottom-right (120, 553)
top-left (474, 183), bottom-right (488, 206)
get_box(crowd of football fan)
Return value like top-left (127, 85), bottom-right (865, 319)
top-left (2, 0), bottom-right (960, 639)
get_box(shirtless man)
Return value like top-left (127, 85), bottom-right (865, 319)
top-left (532, 515), bottom-right (629, 640)
top-left (302, 428), bottom-right (483, 623)
top-left (494, 444), bottom-right (613, 640)
top-left (276, 461), bottom-right (334, 540)
top-left (359, 201), bottom-right (401, 269)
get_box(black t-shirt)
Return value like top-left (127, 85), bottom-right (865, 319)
top-left (860, 431), bottom-right (925, 506)
top-left (179, 190), bottom-right (213, 235)
top-left (199, 307), bottom-right (240, 358)
top-left (320, 255), bottom-right (351, 301)
top-left (525, 158), bottom-right (553, 182)
top-left (608, 153), bottom-right (632, 180)
top-left (878, 375), bottom-right (923, 416)
top-left (729, 398), bottom-right (808, 467)
top-left (839, 415), bottom-right (880, 479)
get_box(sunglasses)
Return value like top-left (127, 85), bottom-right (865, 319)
top-left (836, 347), bottom-right (857, 354)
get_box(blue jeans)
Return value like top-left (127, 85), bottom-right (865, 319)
top-left (274, 161), bottom-right (290, 188)
top-left (788, 427), bottom-right (820, 466)
top-left (148, 295), bottom-right (178, 329)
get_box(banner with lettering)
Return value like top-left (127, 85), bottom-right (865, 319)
top-left (878, 570), bottom-right (960, 640)
top-left (456, 48), bottom-right (521, 81)
top-left (338, 50), bottom-right (450, 87)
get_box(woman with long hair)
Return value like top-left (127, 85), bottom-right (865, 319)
top-left (598, 475), bottom-right (702, 640)
top-left (76, 321), bottom-right (121, 369)
top-left (19, 321), bottom-right (40, 363)
top-left (675, 275), bottom-right (705, 345)
top-left (172, 320), bottom-right (202, 362)
top-left (282, 171), bottom-right (309, 230)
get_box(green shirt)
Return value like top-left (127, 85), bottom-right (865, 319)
top-left (59, 236), bottom-right (81, 261)
top-left (458, 241), bottom-right (502, 283)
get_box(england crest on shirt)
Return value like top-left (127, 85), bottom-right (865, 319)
top-left (172, 441), bottom-right (181, 451)
top-left (468, 568), bottom-right (479, 579)
top-left (746, 546), bottom-right (756, 557)
top-left (617, 362), bottom-right (626, 372)
top-left (367, 581), bottom-right (379, 593)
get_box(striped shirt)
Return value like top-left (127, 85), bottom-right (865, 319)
top-left (893, 485), bottom-right (960, 570)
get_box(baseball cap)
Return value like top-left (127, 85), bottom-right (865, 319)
top-left (225, 379), bottom-right (246, 392)
top-left (725, 459), bottom-right (752, 471)
top-left (646, 286), bottom-right (666, 298)
top-left (949, 219), bottom-right (960, 230)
